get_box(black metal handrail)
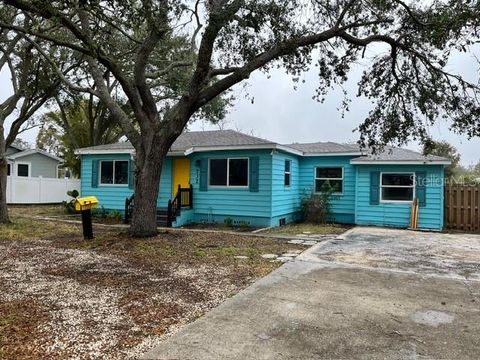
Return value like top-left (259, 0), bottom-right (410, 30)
top-left (167, 184), bottom-right (193, 227)
top-left (124, 194), bottom-right (134, 224)
top-left (124, 185), bottom-right (192, 227)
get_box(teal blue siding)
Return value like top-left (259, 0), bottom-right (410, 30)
top-left (354, 165), bottom-right (444, 230)
top-left (188, 150), bottom-right (273, 224)
top-left (80, 154), bottom-right (173, 211)
top-left (157, 157), bottom-right (173, 208)
top-left (271, 152), bottom-right (300, 220)
top-left (81, 148), bottom-right (445, 230)
top-left (298, 156), bottom-right (356, 223)
top-left (81, 154), bottom-right (133, 210)
top-left (173, 209), bottom-right (195, 227)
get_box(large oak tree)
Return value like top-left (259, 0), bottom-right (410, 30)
top-left (2, 0), bottom-right (479, 236)
top-left (0, 6), bottom-right (66, 223)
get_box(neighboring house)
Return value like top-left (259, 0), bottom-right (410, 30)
top-left (6, 144), bottom-right (63, 178)
top-left (76, 130), bottom-right (450, 230)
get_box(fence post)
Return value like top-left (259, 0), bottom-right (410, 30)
top-left (38, 176), bottom-right (43, 203)
top-left (7, 175), bottom-right (12, 203)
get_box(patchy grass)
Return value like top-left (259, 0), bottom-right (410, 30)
top-left (57, 228), bottom-right (295, 278)
top-left (182, 222), bottom-right (260, 232)
top-left (264, 222), bottom-right (351, 235)
top-left (8, 204), bottom-right (65, 218)
top-left (0, 217), bottom-right (81, 242)
top-left (8, 204), bottom-right (125, 225)
top-left (0, 216), bottom-right (302, 359)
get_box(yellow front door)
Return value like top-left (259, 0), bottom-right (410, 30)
top-left (172, 158), bottom-right (190, 195)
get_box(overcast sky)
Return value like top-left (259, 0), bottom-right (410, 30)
top-left (1, 47), bottom-right (479, 166)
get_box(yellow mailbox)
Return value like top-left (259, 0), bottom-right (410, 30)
top-left (74, 196), bottom-right (99, 212)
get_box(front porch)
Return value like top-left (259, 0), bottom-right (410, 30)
top-left (124, 184), bottom-right (193, 227)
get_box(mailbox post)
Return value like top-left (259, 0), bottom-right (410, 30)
top-left (74, 196), bottom-right (99, 240)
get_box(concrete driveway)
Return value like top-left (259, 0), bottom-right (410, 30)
top-left (143, 227), bottom-right (480, 359)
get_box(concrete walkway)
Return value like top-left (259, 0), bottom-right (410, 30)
top-left (142, 227), bottom-right (480, 360)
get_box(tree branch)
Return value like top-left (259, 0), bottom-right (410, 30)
top-left (146, 61), bottom-right (194, 78)
top-left (195, 27), bottom-right (341, 110)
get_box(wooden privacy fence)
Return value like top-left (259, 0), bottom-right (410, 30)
top-left (445, 185), bottom-right (480, 232)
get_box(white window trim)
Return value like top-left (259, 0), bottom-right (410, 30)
top-left (380, 172), bottom-right (416, 203)
top-left (284, 160), bottom-right (291, 187)
top-left (314, 166), bottom-right (344, 194)
top-left (16, 162), bottom-right (31, 177)
top-left (208, 157), bottom-right (249, 188)
top-left (99, 160), bottom-right (129, 186)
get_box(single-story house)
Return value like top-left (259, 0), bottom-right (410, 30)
top-left (76, 130), bottom-right (450, 230)
top-left (7, 144), bottom-right (63, 178)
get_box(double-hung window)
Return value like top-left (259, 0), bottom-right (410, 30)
top-left (100, 160), bottom-right (129, 185)
top-left (284, 160), bottom-right (291, 186)
top-left (380, 173), bottom-right (415, 202)
top-left (315, 167), bottom-right (343, 193)
top-left (17, 163), bottom-right (30, 177)
top-left (209, 158), bottom-right (249, 187)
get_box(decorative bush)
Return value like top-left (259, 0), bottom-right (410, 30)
top-left (62, 189), bottom-right (79, 214)
top-left (92, 206), bottom-right (108, 218)
top-left (107, 209), bottom-right (123, 221)
top-left (300, 182), bottom-right (335, 224)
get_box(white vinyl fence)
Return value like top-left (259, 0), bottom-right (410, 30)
top-left (6, 176), bottom-right (81, 204)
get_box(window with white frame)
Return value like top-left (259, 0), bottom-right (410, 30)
top-left (380, 173), bottom-right (415, 202)
top-left (315, 167), bottom-right (343, 193)
top-left (100, 160), bottom-right (129, 185)
top-left (17, 163), bottom-right (30, 177)
top-left (284, 160), bottom-right (291, 186)
top-left (209, 158), bottom-right (249, 187)
top-left (7, 164), bottom-right (11, 176)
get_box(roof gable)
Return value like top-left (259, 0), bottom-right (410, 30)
top-left (7, 149), bottom-right (63, 162)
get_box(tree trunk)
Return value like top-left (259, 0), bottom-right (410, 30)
top-left (0, 132), bottom-right (10, 224)
top-left (129, 142), bottom-right (168, 237)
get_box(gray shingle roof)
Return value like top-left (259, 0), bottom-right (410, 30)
top-left (285, 142), bottom-right (360, 154)
top-left (77, 130), bottom-right (274, 153)
top-left (351, 146), bottom-right (449, 163)
top-left (76, 129), bottom-right (450, 163)
top-left (171, 130), bottom-right (274, 150)
top-left (77, 141), bottom-right (134, 152)
top-left (7, 148), bottom-right (63, 162)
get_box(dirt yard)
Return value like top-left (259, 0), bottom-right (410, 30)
top-left (0, 216), bottom-right (303, 359)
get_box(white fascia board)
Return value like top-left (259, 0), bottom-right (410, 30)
top-left (275, 145), bottom-right (304, 156)
top-left (185, 145), bottom-right (360, 157)
top-left (184, 144), bottom-right (302, 156)
top-left (74, 149), bottom-right (135, 155)
top-left (8, 149), bottom-right (63, 162)
top-left (350, 160), bottom-right (451, 165)
top-left (167, 151), bottom-right (186, 156)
